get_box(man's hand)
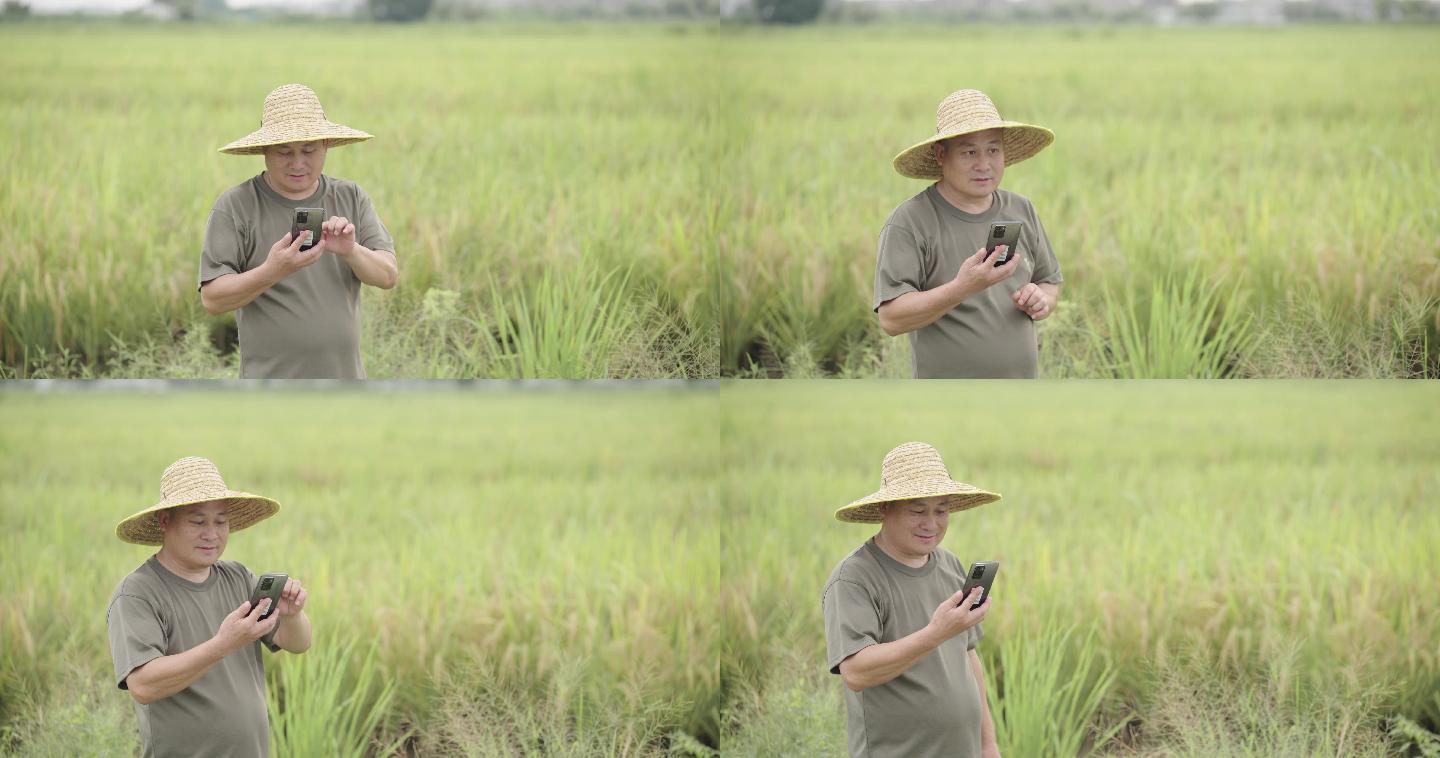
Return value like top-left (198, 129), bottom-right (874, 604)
top-left (954, 245), bottom-right (1021, 297)
top-left (260, 230), bottom-right (324, 279)
top-left (213, 598), bottom-right (280, 654)
top-left (318, 215), bottom-right (358, 257)
top-left (1012, 282), bottom-right (1052, 320)
top-left (275, 578), bottom-right (308, 618)
top-left (927, 586), bottom-right (989, 641)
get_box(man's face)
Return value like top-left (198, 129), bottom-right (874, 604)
top-left (879, 496), bottom-right (950, 559)
top-left (933, 128), bottom-right (1005, 204)
top-left (263, 140), bottom-right (327, 196)
top-left (158, 501), bottom-right (229, 567)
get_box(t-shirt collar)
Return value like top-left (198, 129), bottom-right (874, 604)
top-left (926, 182), bottom-right (999, 224)
top-left (254, 172), bottom-right (327, 209)
top-left (864, 536), bottom-right (937, 578)
top-left (147, 554), bottom-right (220, 593)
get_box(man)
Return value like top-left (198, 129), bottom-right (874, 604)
top-left (107, 456), bottom-right (312, 758)
top-left (876, 89), bottom-right (1063, 378)
top-left (822, 442), bottom-right (1003, 758)
top-left (201, 83), bottom-right (398, 379)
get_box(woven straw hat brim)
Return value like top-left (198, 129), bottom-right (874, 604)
top-left (115, 494), bottom-right (280, 546)
top-left (219, 124), bottom-right (373, 156)
top-left (893, 121), bottom-right (1055, 180)
top-left (835, 482), bottom-right (1001, 524)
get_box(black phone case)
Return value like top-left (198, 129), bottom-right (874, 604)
top-left (249, 572), bottom-right (288, 622)
top-left (961, 561), bottom-right (999, 609)
top-left (290, 208), bottom-right (325, 252)
top-left (986, 222), bottom-right (1023, 267)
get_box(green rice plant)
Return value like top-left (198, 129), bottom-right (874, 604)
top-left (992, 623), bottom-right (1125, 758)
top-left (267, 634), bottom-right (410, 757)
top-left (1091, 268), bottom-right (1256, 378)
top-left (478, 266), bottom-right (639, 379)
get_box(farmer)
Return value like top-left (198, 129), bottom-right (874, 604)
top-left (822, 442), bottom-right (1001, 758)
top-left (875, 89), bottom-right (1063, 378)
top-left (200, 83), bottom-right (398, 379)
top-left (107, 457), bottom-right (311, 758)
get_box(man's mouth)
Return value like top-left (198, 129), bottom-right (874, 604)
top-left (915, 534), bottom-right (937, 541)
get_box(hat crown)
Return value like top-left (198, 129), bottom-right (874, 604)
top-left (159, 456), bottom-right (232, 503)
top-left (880, 442), bottom-right (953, 488)
top-left (935, 89), bottom-right (1005, 137)
top-left (260, 84), bottom-right (327, 129)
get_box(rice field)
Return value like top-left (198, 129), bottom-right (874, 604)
top-left (0, 24), bottom-right (725, 379)
top-left (2, 24), bottom-right (1437, 378)
top-left (717, 381), bottom-right (1440, 754)
top-left (2, 382), bottom-right (1437, 755)
top-left (718, 25), bottom-right (1440, 378)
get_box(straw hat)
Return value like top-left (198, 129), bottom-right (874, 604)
top-left (116, 457), bottom-right (280, 545)
top-left (893, 89), bottom-right (1054, 180)
top-left (835, 442), bottom-right (1000, 523)
top-left (219, 84), bottom-right (373, 156)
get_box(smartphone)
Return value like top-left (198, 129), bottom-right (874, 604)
top-left (290, 208), bottom-right (325, 252)
top-left (248, 573), bottom-right (288, 622)
top-left (960, 561), bottom-right (999, 610)
top-left (986, 222), bottom-right (1022, 267)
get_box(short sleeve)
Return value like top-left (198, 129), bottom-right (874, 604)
top-left (1026, 206), bottom-right (1062, 285)
top-left (107, 593), bottom-right (166, 690)
top-left (353, 188), bottom-right (395, 255)
top-left (199, 209), bottom-right (243, 290)
top-left (824, 579), bottom-right (882, 675)
top-left (967, 621), bottom-right (985, 651)
top-left (874, 223), bottom-right (924, 311)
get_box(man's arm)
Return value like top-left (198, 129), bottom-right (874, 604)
top-left (878, 248), bottom-right (1022, 337)
top-left (971, 647), bottom-right (1000, 758)
top-left (271, 609), bottom-right (312, 653)
top-left (200, 231), bottom-right (323, 315)
top-left (125, 599), bottom-right (278, 705)
top-left (337, 244), bottom-right (398, 290)
top-left (838, 585), bottom-right (988, 692)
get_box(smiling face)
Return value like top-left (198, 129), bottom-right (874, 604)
top-left (262, 140), bottom-right (327, 199)
top-left (156, 501), bottom-right (230, 572)
top-left (933, 128), bottom-right (1006, 207)
top-left (876, 495), bottom-right (951, 565)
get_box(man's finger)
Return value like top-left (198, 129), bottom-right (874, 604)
top-left (343, 223), bottom-right (355, 237)
top-left (230, 600), bottom-right (252, 620)
top-left (290, 231), bottom-right (308, 253)
top-left (248, 597), bottom-right (270, 621)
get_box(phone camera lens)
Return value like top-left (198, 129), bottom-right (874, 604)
top-left (993, 226), bottom-right (1005, 237)
top-left (296, 212), bottom-right (308, 223)
top-left (261, 578), bottom-right (272, 590)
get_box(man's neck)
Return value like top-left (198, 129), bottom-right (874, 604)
top-left (154, 548), bottom-right (212, 584)
top-left (262, 171), bottom-right (320, 201)
top-left (934, 180), bottom-right (994, 215)
top-left (874, 531), bottom-right (930, 569)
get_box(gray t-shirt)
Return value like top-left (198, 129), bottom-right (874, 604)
top-left (199, 173), bottom-right (395, 379)
top-left (107, 556), bottom-right (271, 758)
top-left (874, 185), bottom-right (1063, 378)
top-left (822, 538), bottom-right (986, 758)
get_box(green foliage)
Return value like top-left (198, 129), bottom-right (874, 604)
top-left (993, 624), bottom-right (1124, 757)
top-left (754, 0), bottom-right (825, 24)
top-left (267, 635), bottom-right (410, 757)
top-left (1091, 268), bottom-right (1256, 378)
top-left (369, 0), bottom-right (433, 22)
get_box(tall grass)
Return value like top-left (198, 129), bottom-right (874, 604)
top-left (719, 25), bottom-right (1440, 376)
top-left (267, 635), bottom-right (410, 757)
top-left (0, 388), bottom-right (725, 751)
top-left (715, 381), bottom-right (1440, 752)
top-left (0, 24), bottom-right (721, 378)
top-left (1090, 268), bottom-right (1257, 378)
top-left (993, 624), bottom-right (1124, 757)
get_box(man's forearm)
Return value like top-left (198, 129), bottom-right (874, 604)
top-left (272, 611), bottom-right (312, 653)
top-left (339, 245), bottom-right (398, 289)
top-left (839, 624), bottom-right (947, 691)
top-left (971, 648), bottom-right (999, 754)
top-left (877, 281), bottom-right (977, 337)
top-left (200, 264), bottom-right (284, 315)
top-left (124, 637), bottom-right (231, 704)
top-left (1039, 282), bottom-right (1061, 306)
